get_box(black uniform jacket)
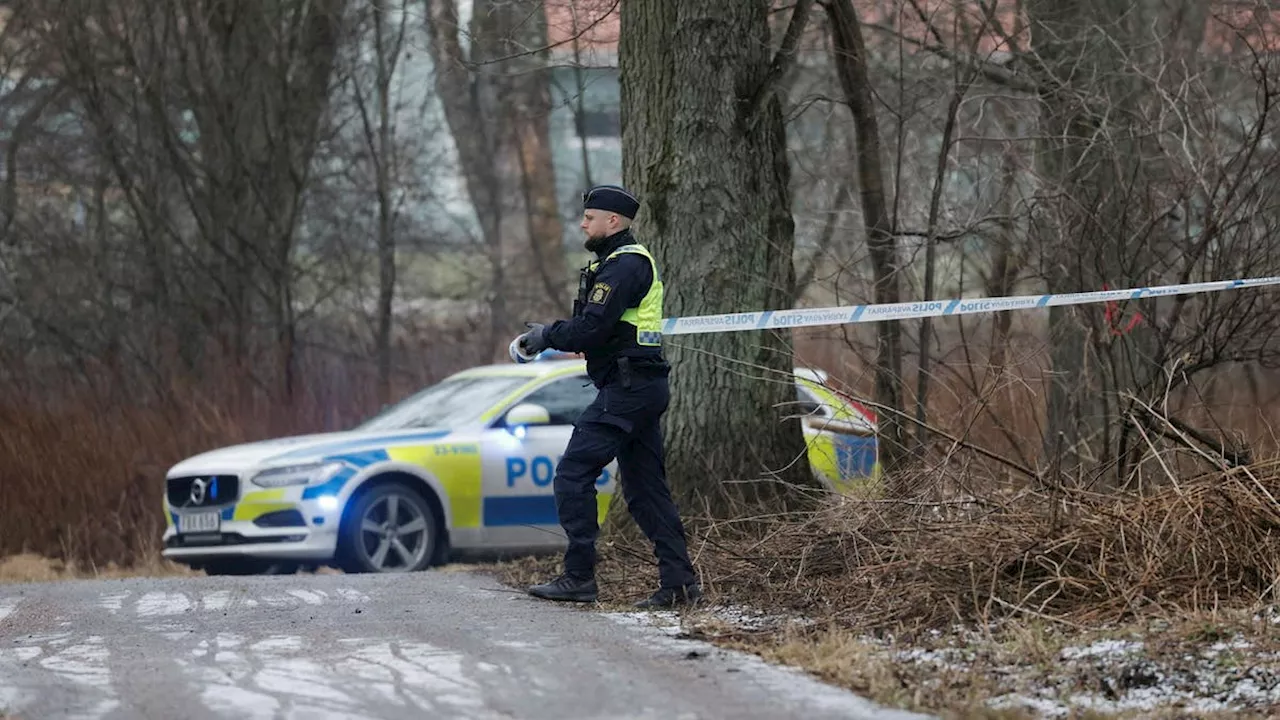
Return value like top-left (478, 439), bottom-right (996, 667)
top-left (544, 229), bottom-right (666, 386)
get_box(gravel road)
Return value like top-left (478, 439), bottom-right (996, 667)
top-left (0, 570), bottom-right (930, 720)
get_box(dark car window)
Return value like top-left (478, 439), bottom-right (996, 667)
top-left (355, 375), bottom-right (531, 431)
top-left (515, 376), bottom-right (598, 426)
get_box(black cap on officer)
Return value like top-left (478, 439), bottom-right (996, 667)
top-left (583, 185), bottom-right (640, 219)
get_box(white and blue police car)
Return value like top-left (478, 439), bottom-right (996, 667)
top-left (161, 354), bottom-right (877, 574)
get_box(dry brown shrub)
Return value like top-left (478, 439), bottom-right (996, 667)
top-left (584, 459), bottom-right (1280, 634)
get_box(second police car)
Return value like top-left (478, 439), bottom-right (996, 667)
top-left (161, 356), bottom-right (879, 575)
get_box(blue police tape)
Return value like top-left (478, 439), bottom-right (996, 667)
top-left (659, 276), bottom-right (1280, 336)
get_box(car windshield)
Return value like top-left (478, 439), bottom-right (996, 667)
top-left (353, 375), bottom-right (532, 431)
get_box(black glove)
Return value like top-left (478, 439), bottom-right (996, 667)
top-left (519, 322), bottom-right (550, 355)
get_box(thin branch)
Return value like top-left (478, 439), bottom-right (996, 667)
top-left (795, 180), bottom-right (852, 300)
top-left (1, 80), bottom-right (65, 241)
top-left (458, 0), bottom-right (621, 70)
top-left (855, 396), bottom-right (1040, 481)
top-left (864, 21), bottom-right (1040, 94)
top-left (1127, 395), bottom-right (1252, 468)
top-left (744, 0), bottom-right (816, 125)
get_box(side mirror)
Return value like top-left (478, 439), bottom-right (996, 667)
top-left (505, 403), bottom-right (551, 429)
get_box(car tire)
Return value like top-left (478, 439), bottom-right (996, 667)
top-left (336, 481), bottom-right (438, 574)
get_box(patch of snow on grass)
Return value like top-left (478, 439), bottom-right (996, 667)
top-left (1059, 638), bottom-right (1143, 660)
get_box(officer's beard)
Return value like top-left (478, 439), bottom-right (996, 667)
top-left (584, 232), bottom-right (607, 254)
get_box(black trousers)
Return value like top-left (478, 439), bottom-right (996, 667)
top-left (552, 372), bottom-right (697, 589)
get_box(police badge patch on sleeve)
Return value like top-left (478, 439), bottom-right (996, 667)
top-left (588, 282), bottom-right (612, 304)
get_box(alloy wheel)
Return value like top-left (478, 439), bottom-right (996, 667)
top-left (356, 491), bottom-right (431, 572)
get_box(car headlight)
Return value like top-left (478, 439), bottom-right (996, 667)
top-left (250, 461), bottom-right (348, 488)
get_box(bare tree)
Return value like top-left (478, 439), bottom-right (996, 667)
top-left (825, 0), bottom-right (911, 487)
top-left (1024, 0), bottom-right (1259, 481)
top-left (499, 1), bottom-right (571, 316)
top-left (909, 2), bottom-right (995, 455)
top-left (348, 0), bottom-right (411, 405)
top-left (852, 0), bottom-right (1280, 484)
top-left (425, 0), bottom-right (568, 351)
top-left (38, 0), bottom-right (349, 401)
top-left (619, 0), bottom-right (823, 515)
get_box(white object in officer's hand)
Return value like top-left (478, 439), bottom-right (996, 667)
top-left (509, 335), bottom-right (537, 364)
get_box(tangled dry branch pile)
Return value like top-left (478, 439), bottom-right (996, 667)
top-left (597, 460), bottom-right (1280, 633)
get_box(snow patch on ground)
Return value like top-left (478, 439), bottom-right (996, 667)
top-left (1059, 638), bottom-right (1144, 660)
top-left (905, 628), bottom-right (1280, 717)
top-left (601, 609), bottom-right (932, 720)
top-left (696, 603), bottom-right (809, 631)
top-left (647, 600), bottom-right (1280, 717)
top-left (606, 603), bottom-right (812, 639)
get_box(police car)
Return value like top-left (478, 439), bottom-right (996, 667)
top-left (161, 356), bottom-right (878, 575)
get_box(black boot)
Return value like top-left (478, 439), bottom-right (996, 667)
top-left (635, 583), bottom-right (702, 609)
top-left (528, 573), bottom-right (598, 603)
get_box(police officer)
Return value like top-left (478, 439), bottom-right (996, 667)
top-left (515, 184), bottom-right (701, 609)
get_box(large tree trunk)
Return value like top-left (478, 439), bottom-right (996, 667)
top-left (617, 0), bottom-right (820, 518)
top-left (1029, 0), bottom-right (1120, 479)
top-left (826, 0), bottom-right (909, 490)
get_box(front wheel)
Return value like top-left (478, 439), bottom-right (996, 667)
top-left (337, 482), bottom-right (437, 573)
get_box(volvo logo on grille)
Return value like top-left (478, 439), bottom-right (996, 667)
top-left (189, 477), bottom-right (217, 505)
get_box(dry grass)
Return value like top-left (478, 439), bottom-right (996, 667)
top-left (752, 626), bottom-right (1030, 719)
top-left (498, 459), bottom-right (1280, 632)
top-left (0, 552), bottom-right (198, 584)
top-left (491, 454), bottom-right (1280, 718)
top-left (660, 604), bottom-right (1280, 719)
top-left (0, 373), bottom-right (371, 569)
top-left (756, 625), bottom-right (930, 710)
top-left (750, 623), bottom-right (1277, 719)
top-left (667, 461), bottom-right (1280, 633)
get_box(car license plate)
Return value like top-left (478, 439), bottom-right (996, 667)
top-left (180, 511), bottom-right (221, 534)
